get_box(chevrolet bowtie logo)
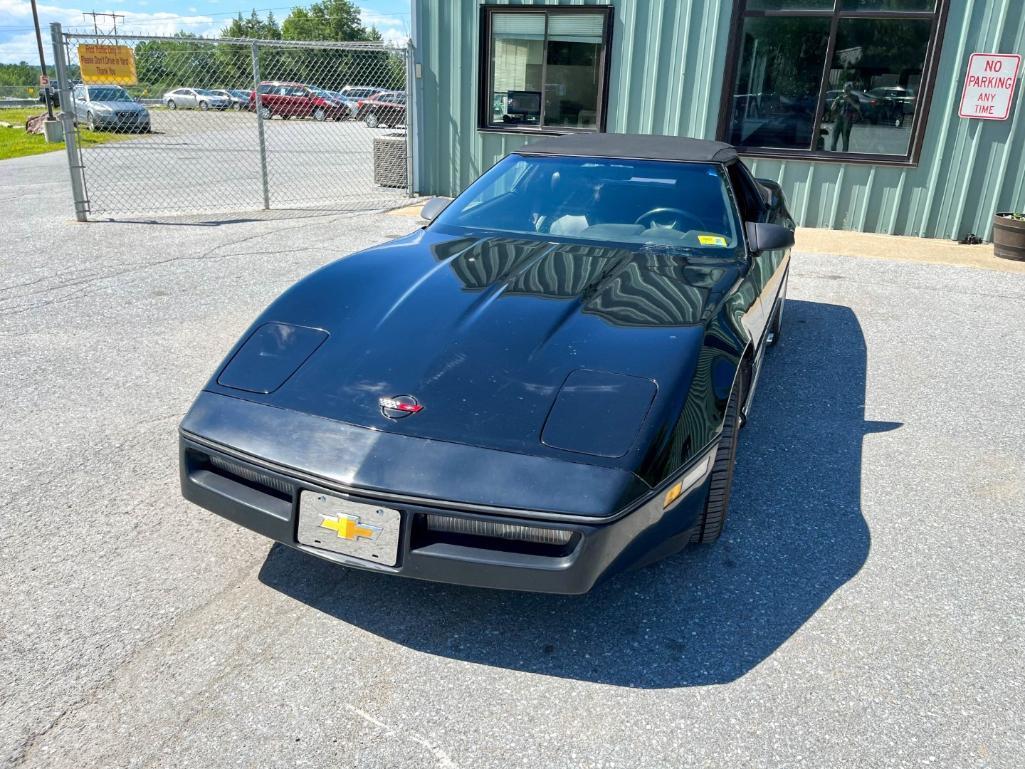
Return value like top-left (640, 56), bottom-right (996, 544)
top-left (319, 513), bottom-right (382, 542)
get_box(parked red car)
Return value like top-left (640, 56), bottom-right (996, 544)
top-left (361, 91), bottom-right (407, 128)
top-left (250, 81), bottom-right (347, 121)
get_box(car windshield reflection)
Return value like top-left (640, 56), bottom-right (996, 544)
top-left (433, 155), bottom-right (741, 253)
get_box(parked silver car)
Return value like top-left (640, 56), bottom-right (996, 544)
top-left (163, 88), bottom-right (231, 111)
top-left (71, 84), bottom-right (150, 132)
top-left (336, 85), bottom-right (386, 119)
top-left (212, 89), bottom-right (251, 111)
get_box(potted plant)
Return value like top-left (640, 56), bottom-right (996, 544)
top-left (993, 211), bottom-right (1025, 261)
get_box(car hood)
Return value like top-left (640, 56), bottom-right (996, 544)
top-left (206, 228), bottom-right (743, 466)
top-left (93, 100), bottom-right (146, 111)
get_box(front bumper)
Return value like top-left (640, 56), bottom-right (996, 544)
top-left (94, 113), bottom-right (149, 130)
top-left (179, 393), bottom-right (713, 594)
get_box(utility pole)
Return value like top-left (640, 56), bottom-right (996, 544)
top-left (83, 11), bottom-right (125, 39)
top-left (29, 0), bottom-right (55, 120)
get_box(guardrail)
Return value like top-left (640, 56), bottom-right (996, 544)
top-left (0, 99), bottom-right (40, 109)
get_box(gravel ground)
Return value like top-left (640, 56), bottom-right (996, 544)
top-left (2, 151), bottom-right (1024, 768)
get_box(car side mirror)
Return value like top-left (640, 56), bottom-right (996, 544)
top-left (420, 197), bottom-right (451, 222)
top-left (755, 178), bottom-right (784, 210)
top-left (745, 222), bottom-right (795, 253)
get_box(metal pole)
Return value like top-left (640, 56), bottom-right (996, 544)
top-left (30, 0), bottom-right (54, 120)
top-left (251, 42), bottom-right (271, 211)
top-left (404, 41), bottom-right (415, 197)
top-left (51, 23), bottom-right (88, 222)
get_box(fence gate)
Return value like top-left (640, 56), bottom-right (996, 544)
top-left (50, 24), bottom-right (413, 219)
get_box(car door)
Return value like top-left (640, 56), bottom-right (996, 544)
top-left (256, 83), bottom-right (274, 113)
top-left (369, 93), bottom-right (386, 118)
top-left (296, 85), bottom-right (315, 117)
top-left (725, 163), bottom-right (768, 349)
top-left (274, 85), bottom-right (292, 116)
top-left (729, 160), bottom-right (791, 347)
top-left (391, 94), bottom-right (406, 123)
top-left (381, 93), bottom-right (401, 121)
top-left (296, 86), bottom-right (315, 117)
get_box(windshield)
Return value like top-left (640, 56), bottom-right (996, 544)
top-left (87, 86), bottom-right (130, 101)
top-left (434, 154), bottom-right (739, 251)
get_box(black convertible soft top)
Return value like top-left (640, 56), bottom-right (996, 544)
top-left (517, 132), bottom-right (739, 164)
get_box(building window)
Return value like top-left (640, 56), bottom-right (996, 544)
top-left (479, 6), bottom-right (613, 133)
top-left (719, 0), bottom-right (948, 163)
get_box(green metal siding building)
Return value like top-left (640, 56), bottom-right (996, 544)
top-left (410, 0), bottom-right (1025, 240)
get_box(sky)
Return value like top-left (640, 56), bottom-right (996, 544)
top-left (0, 0), bottom-right (411, 63)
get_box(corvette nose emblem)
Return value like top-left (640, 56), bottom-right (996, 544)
top-left (379, 394), bottom-right (423, 419)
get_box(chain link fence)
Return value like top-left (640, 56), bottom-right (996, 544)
top-left (50, 25), bottom-right (413, 219)
top-left (0, 85), bottom-right (47, 104)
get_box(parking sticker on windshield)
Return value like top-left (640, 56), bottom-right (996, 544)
top-left (698, 235), bottom-right (728, 247)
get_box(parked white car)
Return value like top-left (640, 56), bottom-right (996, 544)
top-left (163, 88), bottom-right (231, 111)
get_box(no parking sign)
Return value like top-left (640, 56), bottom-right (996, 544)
top-left (958, 53), bottom-right (1021, 120)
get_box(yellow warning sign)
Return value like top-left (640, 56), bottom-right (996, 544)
top-left (78, 45), bottom-right (137, 85)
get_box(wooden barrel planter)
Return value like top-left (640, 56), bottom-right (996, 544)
top-left (993, 213), bottom-right (1025, 261)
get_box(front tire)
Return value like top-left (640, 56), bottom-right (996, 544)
top-left (167, 99), bottom-right (177, 110)
top-left (313, 107), bottom-right (326, 122)
top-left (259, 106), bottom-right (272, 120)
top-left (365, 112), bottom-right (379, 128)
top-left (199, 101), bottom-right (209, 111)
top-left (690, 379), bottom-right (743, 545)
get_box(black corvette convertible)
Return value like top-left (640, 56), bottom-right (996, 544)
top-left (179, 133), bottom-right (794, 594)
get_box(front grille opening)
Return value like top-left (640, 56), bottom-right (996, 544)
top-left (411, 513), bottom-right (578, 558)
top-left (190, 449), bottom-right (295, 502)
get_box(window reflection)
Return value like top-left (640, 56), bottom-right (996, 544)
top-left (724, 2), bottom-right (941, 159)
top-left (726, 17), bottom-right (831, 151)
top-left (822, 18), bottom-right (932, 155)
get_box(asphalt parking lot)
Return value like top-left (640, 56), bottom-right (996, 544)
top-left (2, 151), bottom-right (1024, 768)
top-left (75, 109), bottom-right (408, 215)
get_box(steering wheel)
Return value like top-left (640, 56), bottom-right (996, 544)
top-left (634, 207), bottom-right (703, 231)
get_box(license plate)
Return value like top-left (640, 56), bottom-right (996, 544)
top-left (297, 491), bottom-right (401, 567)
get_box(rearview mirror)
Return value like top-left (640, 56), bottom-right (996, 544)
top-left (420, 197), bottom-right (451, 222)
top-left (745, 222), bottom-right (795, 253)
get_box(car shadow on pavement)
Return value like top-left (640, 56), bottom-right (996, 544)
top-left (258, 299), bottom-right (900, 688)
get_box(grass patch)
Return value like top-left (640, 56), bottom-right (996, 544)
top-left (0, 107), bottom-right (134, 162)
